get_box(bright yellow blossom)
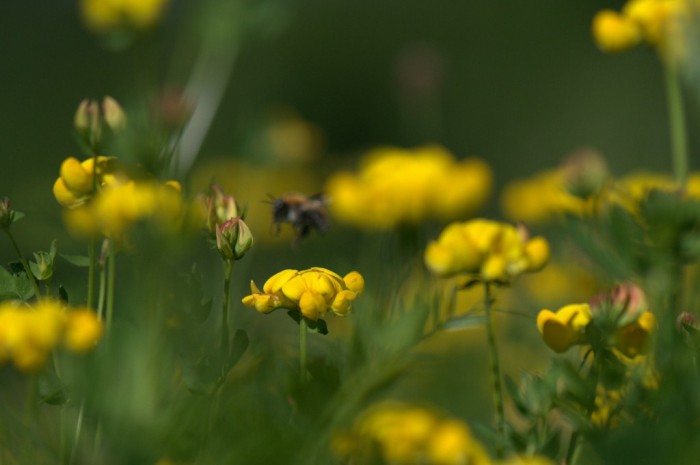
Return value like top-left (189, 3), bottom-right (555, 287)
top-left (53, 156), bottom-right (117, 208)
top-left (242, 267), bottom-right (364, 320)
top-left (64, 308), bottom-right (104, 353)
top-left (80, 0), bottom-right (170, 33)
top-left (536, 303), bottom-right (593, 353)
top-left (424, 219), bottom-right (549, 282)
top-left (325, 145), bottom-right (491, 229)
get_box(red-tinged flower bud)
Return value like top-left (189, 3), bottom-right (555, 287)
top-left (200, 185), bottom-right (240, 236)
top-left (0, 197), bottom-right (17, 230)
top-left (676, 312), bottom-right (699, 334)
top-left (215, 217), bottom-right (253, 261)
top-left (590, 282), bottom-right (647, 327)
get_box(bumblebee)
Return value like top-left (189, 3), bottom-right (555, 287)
top-left (270, 192), bottom-right (329, 240)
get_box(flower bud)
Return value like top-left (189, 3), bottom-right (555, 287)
top-left (215, 217), bottom-right (254, 261)
top-left (590, 282), bottom-right (646, 326)
top-left (561, 148), bottom-right (609, 198)
top-left (74, 99), bottom-right (102, 147)
top-left (30, 251), bottom-right (54, 281)
top-left (201, 185), bottom-right (240, 236)
top-left (676, 312), bottom-right (699, 335)
top-left (102, 96), bottom-right (127, 133)
top-left (0, 197), bottom-right (16, 231)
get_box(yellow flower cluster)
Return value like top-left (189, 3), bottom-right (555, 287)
top-left (424, 219), bottom-right (549, 282)
top-left (52, 156), bottom-right (117, 209)
top-left (325, 146), bottom-right (492, 229)
top-left (53, 157), bottom-right (183, 240)
top-left (242, 268), bottom-right (365, 321)
top-left (501, 169), bottom-right (593, 224)
top-left (334, 402), bottom-right (554, 465)
top-left (592, 0), bottom-right (689, 56)
top-left (0, 300), bottom-right (103, 372)
top-left (80, 0), bottom-right (170, 33)
top-left (502, 167), bottom-right (700, 223)
top-left (537, 287), bottom-right (656, 356)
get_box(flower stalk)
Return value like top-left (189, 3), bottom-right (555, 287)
top-left (4, 229), bottom-right (41, 298)
top-left (300, 317), bottom-right (308, 382)
top-left (483, 282), bottom-right (506, 457)
top-left (664, 63), bottom-right (688, 186)
top-left (221, 258), bottom-right (234, 351)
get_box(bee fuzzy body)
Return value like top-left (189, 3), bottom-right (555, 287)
top-left (271, 193), bottom-right (329, 240)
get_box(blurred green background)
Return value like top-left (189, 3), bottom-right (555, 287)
top-left (1, 0), bottom-right (691, 260)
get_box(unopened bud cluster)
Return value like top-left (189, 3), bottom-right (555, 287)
top-left (198, 185), bottom-right (253, 261)
top-left (74, 96), bottom-right (127, 149)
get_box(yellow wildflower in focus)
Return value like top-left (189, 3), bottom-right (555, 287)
top-left (0, 300), bottom-right (103, 372)
top-left (80, 0), bottom-right (170, 33)
top-left (335, 402), bottom-right (491, 465)
top-left (536, 303), bottom-right (593, 353)
top-left (242, 267), bottom-right (364, 321)
top-left (501, 169), bottom-right (591, 224)
top-left (424, 219), bottom-right (549, 282)
top-left (325, 145), bottom-right (491, 230)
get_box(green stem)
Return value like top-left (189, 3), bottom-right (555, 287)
top-left (68, 401), bottom-right (85, 465)
top-left (221, 259), bottom-right (234, 351)
top-left (300, 318), bottom-right (308, 382)
top-left (483, 282), bottom-right (506, 457)
top-left (664, 63), bottom-right (688, 186)
top-left (97, 258), bottom-right (107, 321)
top-left (106, 240), bottom-right (116, 332)
top-left (4, 230), bottom-right (40, 298)
top-left (87, 238), bottom-right (97, 310)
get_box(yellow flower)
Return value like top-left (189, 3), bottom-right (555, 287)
top-left (325, 145), bottom-right (491, 229)
top-left (536, 303), bottom-right (592, 353)
top-left (592, 9), bottom-right (642, 52)
top-left (335, 402), bottom-right (491, 465)
top-left (501, 169), bottom-right (592, 224)
top-left (53, 156), bottom-right (116, 208)
top-left (64, 309), bottom-right (104, 353)
top-left (0, 300), bottom-right (103, 373)
top-left (424, 219), bottom-right (549, 282)
top-left (614, 311), bottom-right (656, 358)
top-left (80, 0), bottom-right (170, 33)
top-left (242, 268), bottom-right (364, 320)
top-left (62, 179), bottom-right (184, 240)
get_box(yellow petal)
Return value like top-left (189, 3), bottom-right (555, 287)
top-left (264, 269), bottom-right (298, 294)
top-left (60, 157), bottom-right (93, 196)
top-left (343, 271), bottom-right (365, 294)
top-left (299, 291), bottom-right (326, 320)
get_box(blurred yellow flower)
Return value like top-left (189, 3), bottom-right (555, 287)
top-left (496, 456), bottom-right (556, 465)
top-left (242, 267), bottom-right (364, 320)
top-left (63, 179), bottom-right (184, 240)
top-left (334, 402), bottom-right (491, 465)
top-left (615, 311), bottom-right (656, 358)
top-left (592, 9), bottom-right (643, 52)
top-left (0, 300), bottom-right (102, 372)
top-left (501, 169), bottom-right (592, 224)
top-left (592, 0), bottom-right (690, 61)
top-left (424, 219), bottom-right (549, 282)
top-left (536, 303), bottom-right (592, 353)
top-left (64, 308), bottom-right (104, 353)
top-left (325, 145), bottom-right (491, 230)
top-left (80, 0), bottom-right (170, 33)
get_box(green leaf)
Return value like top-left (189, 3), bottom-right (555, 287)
top-left (307, 318), bottom-right (329, 335)
top-left (12, 211), bottom-right (25, 223)
top-left (58, 285), bottom-right (69, 303)
top-left (12, 272), bottom-right (35, 301)
top-left (0, 266), bottom-right (15, 300)
top-left (38, 371), bottom-right (68, 406)
top-left (60, 254), bottom-right (91, 267)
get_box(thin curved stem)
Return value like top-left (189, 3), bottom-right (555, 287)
top-left (300, 318), bottom-right (308, 383)
top-left (221, 259), bottom-right (234, 351)
top-left (4, 230), bottom-right (40, 298)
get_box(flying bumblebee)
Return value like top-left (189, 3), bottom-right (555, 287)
top-left (269, 192), bottom-right (329, 241)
